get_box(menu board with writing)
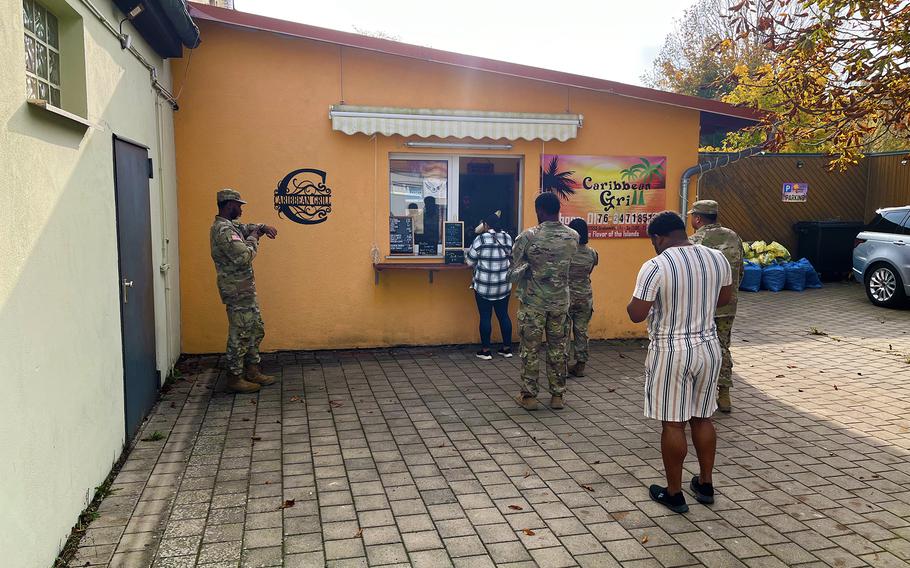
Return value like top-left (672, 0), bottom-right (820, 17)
top-left (444, 221), bottom-right (465, 249)
top-left (389, 216), bottom-right (414, 255)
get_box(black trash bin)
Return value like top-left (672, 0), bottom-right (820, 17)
top-left (792, 220), bottom-right (864, 280)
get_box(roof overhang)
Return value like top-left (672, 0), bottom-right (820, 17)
top-left (115, 0), bottom-right (201, 58)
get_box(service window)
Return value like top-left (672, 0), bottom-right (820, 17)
top-left (389, 154), bottom-right (521, 256)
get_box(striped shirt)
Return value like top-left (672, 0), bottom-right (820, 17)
top-left (633, 245), bottom-right (732, 349)
top-left (466, 230), bottom-right (514, 300)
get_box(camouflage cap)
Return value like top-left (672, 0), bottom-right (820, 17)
top-left (688, 199), bottom-right (718, 215)
top-left (216, 188), bottom-right (247, 204)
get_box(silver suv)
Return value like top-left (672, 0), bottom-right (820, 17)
top-left (853, 206), bottom-right (910, 308)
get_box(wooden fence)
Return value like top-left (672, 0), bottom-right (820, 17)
top-left (698, 152), bottom-right (910, 251)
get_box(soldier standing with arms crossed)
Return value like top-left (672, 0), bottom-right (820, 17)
top-left (508, 193), bottom-right (579, 410)
top-left (688, 200), bottom-right (743, 412)
top-left (210, 189), bottom-right (279, 394)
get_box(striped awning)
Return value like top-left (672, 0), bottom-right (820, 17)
top-left (329, 105), bottom-right (583, 142)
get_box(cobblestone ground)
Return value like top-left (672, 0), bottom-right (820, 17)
top-left (70, 283), bottom-right (910, 568)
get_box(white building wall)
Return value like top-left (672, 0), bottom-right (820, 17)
top-left (0, 0), bottom-right (182, 565)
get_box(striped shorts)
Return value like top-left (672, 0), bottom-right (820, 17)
top-left (644, 339), bottom-right (722, 422)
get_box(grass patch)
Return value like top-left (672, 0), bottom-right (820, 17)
top-left (51, 455), bottom-right (126, 567)
top-left (141, 430), bottom-right (166, 442)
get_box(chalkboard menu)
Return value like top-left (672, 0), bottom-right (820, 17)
top-left (444, 250), bottom-right (465, 265)
top-left (417, 241), bottom-right (437, 256)
top-left (389, 216), bottom-right (414, 255)
top-left (444, 221), bottom-right (465, 249)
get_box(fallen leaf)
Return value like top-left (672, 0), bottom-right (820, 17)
top-left (775, 374), bottom-right (785, 378)
top-left (355, 528), bottom-right (363, 537)
top-left (508, 505), bottom-right (524, 511)
top-left (523, 470), bottom-right (531, 479)
top-left (329, 400), bottom-right (344, 408)
top-left (798, 389), bottom-right (804, 392)
top-left (265, 481), bottom-right (272, 485)
top-left (618, 353), bottom-right (626, 359)
top-left (607, 388), bottom-right (616, 393)
top-left (641, 535), bottom-right (649, 544)
top-left (834, 385), bottom-right (839, 390)
top-left (289, 396), bottom-right (301, 402)
top-left (742, 339), bottom-right (750, 342)
top-left (594, 460), bottom-right (601, 465)
top-left (251, 436), bottom-right (262, 442)
top-left (276, 420), bottom-right (281, 424)
top-left (242, 418), bottom-right (250, 422)
top-left (279, 499), bottom-right (296, 509)
top-left (522, 528), bottom-right (535, 536)
top-left (889, 344), bottom-right (893, 350)
top-left (250, 399), bottom-right (257, 405)
top-left (787, 365), bottom-right (797, 369)
top-left (580, 484), bottom-right (595, 492)
top-left (857, 372), bottom-right (862, 376)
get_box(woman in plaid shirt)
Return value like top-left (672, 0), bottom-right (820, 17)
top-left (466, 212), bottom-right (514, 360)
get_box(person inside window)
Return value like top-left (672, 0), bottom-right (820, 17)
top-left (466, 211), bottom-right (514, 360)
top-left (423, 196), bottom-right (439, 246)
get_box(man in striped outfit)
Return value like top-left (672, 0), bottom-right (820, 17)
top-left (627, 211), bottom-right (733, 513)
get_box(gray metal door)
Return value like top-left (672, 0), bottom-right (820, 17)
top-left (113, 135), bottom-right (158, 440)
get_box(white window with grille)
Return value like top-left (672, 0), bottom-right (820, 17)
top-left (23, 0), bottom-right (61, 108)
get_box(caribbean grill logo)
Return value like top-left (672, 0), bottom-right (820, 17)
top-left (274, 168), bottom-right (332, 225)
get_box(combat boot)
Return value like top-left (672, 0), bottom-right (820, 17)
top-left (717, 386), bottom-right (732, 413)
top-left (245, 364), bottom-right (276, 386)
top-left (515, 394), bottom-right (540, 411)
top-left (227, 373), bottom-right (261, 394)
top-left (569, 362), bottom-right (586, 377)
top-left (550, 395), bottom-right (564, 409)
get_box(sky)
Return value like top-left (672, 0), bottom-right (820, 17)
top-left (231, 0), bottom-right (697, 87)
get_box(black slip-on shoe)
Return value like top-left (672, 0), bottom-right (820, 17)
top-left (690, 476), bottom-right (715, 504)
top-left (649, 484), bottom-right (689, 513)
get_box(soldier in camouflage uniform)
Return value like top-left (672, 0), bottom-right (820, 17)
top-left (688, 200), bottom-right (743, 412)
top-left (211, 189), bottom-right (280, 394)
top-left (508, 192), bottom-right (579, 410)
top-left (566, 218), bottom-right (599, 378)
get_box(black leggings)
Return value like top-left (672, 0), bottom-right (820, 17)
top-left (475, 293), bottom-right (512, 349)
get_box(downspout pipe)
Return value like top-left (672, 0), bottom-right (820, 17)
top-left (679, 123), bottom-right (777, 220)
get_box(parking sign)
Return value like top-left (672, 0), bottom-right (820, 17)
top-left (782, 182), bottom-right (808, 202)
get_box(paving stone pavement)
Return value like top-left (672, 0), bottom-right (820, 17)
top-left (70, 282), bottom-right (910, 568)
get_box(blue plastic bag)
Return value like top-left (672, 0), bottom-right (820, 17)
top-left (796, 257), bottom-right (823, 288)
top-left (761, 263), bottom-right (786, 292)
top-left (783, 262), bottom-right (807, 291)
top-left (740, 260), bottom-right (762, 292)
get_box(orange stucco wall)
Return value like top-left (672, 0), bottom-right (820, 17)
top-left (173, 21), bottom-right (700, 353)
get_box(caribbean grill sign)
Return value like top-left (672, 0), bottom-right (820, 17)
top-left (541, 154), bottom-right (667, 238)
top-left (274, 168), bottom-right (332, 225)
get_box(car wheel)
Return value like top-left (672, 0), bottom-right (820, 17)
top-left (865, 263), bottom-right (906, 308)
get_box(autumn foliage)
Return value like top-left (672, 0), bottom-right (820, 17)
top-left (722, 0), bottom-right (910, 168)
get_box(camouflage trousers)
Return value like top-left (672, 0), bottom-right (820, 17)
top-left (518, 304), bottom-right (568, 397)
top-left (226, 305), bottom-right (265, 375)
top-left (715, 316), bottom-right (735, 388)
top-left (568, 300), bottom-right (593, 363)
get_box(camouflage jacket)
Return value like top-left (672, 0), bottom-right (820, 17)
top-left (568, 245), bottom-right (598, 305)
top-left (507, 221), bottom-right (579, 311)
top-left (210, 216), bottom-right (263, 307)
top-left (690, 223), bottom-right (743, 317)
